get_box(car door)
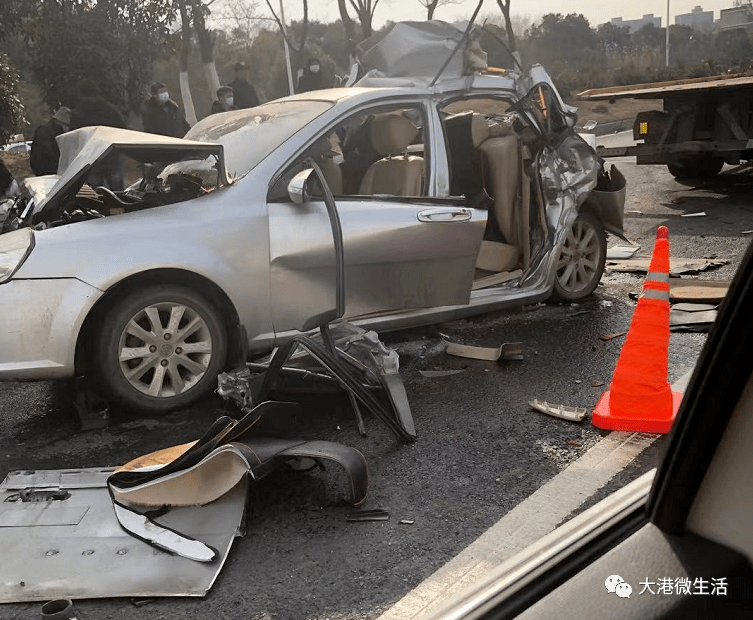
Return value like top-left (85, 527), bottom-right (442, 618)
top-left (266, 101), bottom-right (487, 334)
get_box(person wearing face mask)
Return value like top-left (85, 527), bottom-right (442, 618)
top-left (229, 62), bottom-right (260, 109)
top-left (297, 57), bottom-right (328, 93)
top-left (142, 82), bottom-right (191, 138)
top-left (30, 106), bottom-right (72, 176)
top-left (210, 86), bottom-right (236, 115)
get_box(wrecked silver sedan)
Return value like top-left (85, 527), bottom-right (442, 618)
top-left (0, 35), bottom-right (625, 414)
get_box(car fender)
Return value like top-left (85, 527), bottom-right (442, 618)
top-left (12, 190), bottom-right (274, 344)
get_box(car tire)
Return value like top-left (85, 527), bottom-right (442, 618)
top-left (667, 157), bottom-right (723, 179)
top-left (551, 211), bottom-right (607, 302)
top-left (94, 284), bottom-right (228, 414)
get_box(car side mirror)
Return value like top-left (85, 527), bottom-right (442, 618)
top-left (288, 168), bottom-right (315, 204)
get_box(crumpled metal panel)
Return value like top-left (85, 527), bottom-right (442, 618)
top-left (358, 21), bottom-right (466, 79)
top-left (539, 132), bottom-right (601, 243)
top-left (0, 468), bottom-right (246, 603)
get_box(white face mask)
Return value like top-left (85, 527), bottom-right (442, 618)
top-left (157, 91), bottom-right (170, 104)
top-left (310, 64), bottom-right (320, 74)
top-left (224, 97), bottom-right (234, 109)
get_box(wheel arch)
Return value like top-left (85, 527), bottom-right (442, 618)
top-left (75, 268), bottom-right (246, 376)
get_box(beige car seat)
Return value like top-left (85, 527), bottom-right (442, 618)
top-left (474, 120), bottom-right (531, 273)
top-left (359, 114), bottom-right (424, 196)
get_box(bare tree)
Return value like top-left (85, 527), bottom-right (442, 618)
top-left (264, 0), bottom-right (309, 67)
top-left (415, 0), bottom-right (460, 20)
top-left (177, 0), bottom-right (197, 124)
top-left (496, 0), bottom-right (517, 53)
top-left (189, 0), bottom-right (221, 99)
top-left (338, 0), bottom-right (381, 40)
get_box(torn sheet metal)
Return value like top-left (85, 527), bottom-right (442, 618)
top-left (529, 399), bottom-right (587, 422)
top-left (219, 322), bottom-right (416, 442)
top-left (357, 21), bottom-right (469, 81)
top-left (606, 257), bottom-right (729, 275)
top-left (0, 469), bottom-right (247, 603)
top-left (444, 338), bottom-right (523, 361)
top-left (419, 370), bottom-right (466, 378)
top-left (670, 308), bottom-right (718, 332)
top-left (606, 245), bottom-right (640, 260)
top-left (669, 278), bottom-right (730, 303)
top-left (671, 303), bottom-right (717, 312)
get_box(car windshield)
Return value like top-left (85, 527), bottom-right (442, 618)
top-left (163, 100), bottom-right (333, 181)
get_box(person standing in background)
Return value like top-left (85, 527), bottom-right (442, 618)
top-left (297, 57), bottom-right (328, 93)
top-left (210, 86), bottom-right (236, 115)
top-left (142, 82), bottom-right (190, 138)
top-left (30, 106), bottom-right (71, 176)
top-left (229, 62), bottom-right (259, 109)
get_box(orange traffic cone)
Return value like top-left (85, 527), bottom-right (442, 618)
top-left (592, 226), bottom-right (682, 433)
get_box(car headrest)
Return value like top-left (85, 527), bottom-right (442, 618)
top-left (370, 114), bottom-right (420, 156)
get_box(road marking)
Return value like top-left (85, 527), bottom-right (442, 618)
top-left (377, 371), bottom-right (693, 620)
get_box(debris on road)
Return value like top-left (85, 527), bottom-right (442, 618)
top-left (599, 332), bottom-right (627, 341)
top-left (471, 269), bottom-right (523, 291)
top-left (218, 321), bottom-right (416, 442)
top-left (669, 278), bottom-right (730, 303)
top-left (419, 370), bottom-right (466, 378)
top-left (606, 257), bottom-right (729, 276)
top-left (591, 380), bottom-right (606, 387)
top-left (569, 310), bottom-right (593, 318)
top-left (399, 519), bottom-right (415, 525)
top-left (606, 245), bottom-right (640, 260)
top-left (0, 467), bottom-right (246, 602)
top-left (0, 401), bottom-right (371, 603)
top-left (671, 303), bottom-right (717, 312)
top-left (670, 305), bottom-right (718, 332)
top-left (681, 211), bottom-right (706, 217)
top-left (529, 399), bottom-right (587, 422)
top-left (347, 509), bottom-right (389, 522)
top-left (443, 338), bottom-right (523, 361)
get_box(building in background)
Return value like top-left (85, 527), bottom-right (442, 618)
top-left (676, 6), bottom-right (716, 33)
top-left (609, 14), bottom-right (662, 33)
top-left (718, 3), bottom-right (753, 31)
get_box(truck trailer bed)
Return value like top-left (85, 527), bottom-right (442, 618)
top-left (577, 74), bottom-right (753, 101)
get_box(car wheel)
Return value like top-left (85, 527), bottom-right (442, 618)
top-left (95, 284), bottom-right (228, 413)
top-left (551, 211), bottom-right (607, 302)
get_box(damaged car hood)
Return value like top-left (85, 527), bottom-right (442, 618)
top-left (30, 127), bottom-right (225, 218)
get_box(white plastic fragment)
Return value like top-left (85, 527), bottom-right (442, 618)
top-left (529, 398), bottom-right (587, 422)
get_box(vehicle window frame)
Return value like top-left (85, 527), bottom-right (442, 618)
top-left (436, 93), bottom-right (517, 203)
top-left (268, 98), bottom-right (435, 202)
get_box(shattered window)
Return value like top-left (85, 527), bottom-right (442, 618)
top-left (185, 100), bottom-right (333, 178)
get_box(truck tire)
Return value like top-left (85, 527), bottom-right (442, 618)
top-left (667, 157), bottom-right (723, 179)
top-left (551, 211), bottom-right (607, 302)
top-left (94, 284), bottom-right (228, 414)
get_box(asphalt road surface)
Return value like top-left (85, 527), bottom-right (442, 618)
top-left (1, 152), bottom-right (751, 620)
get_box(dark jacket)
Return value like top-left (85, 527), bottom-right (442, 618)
top-left (297, 69), bottom-right (328, 94)
top-left (210, 100), bottom-right (236, 116)
top-left (0, 159), bottom-right (14, 196)
top-left (229, 78), bottom-right (259, 109)
top-left (30, 120), bottom-right (64, 176)
top-left (142, 97), bottom-right (190, 138)
top-left (71, 97), bottom-right (127, 130)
